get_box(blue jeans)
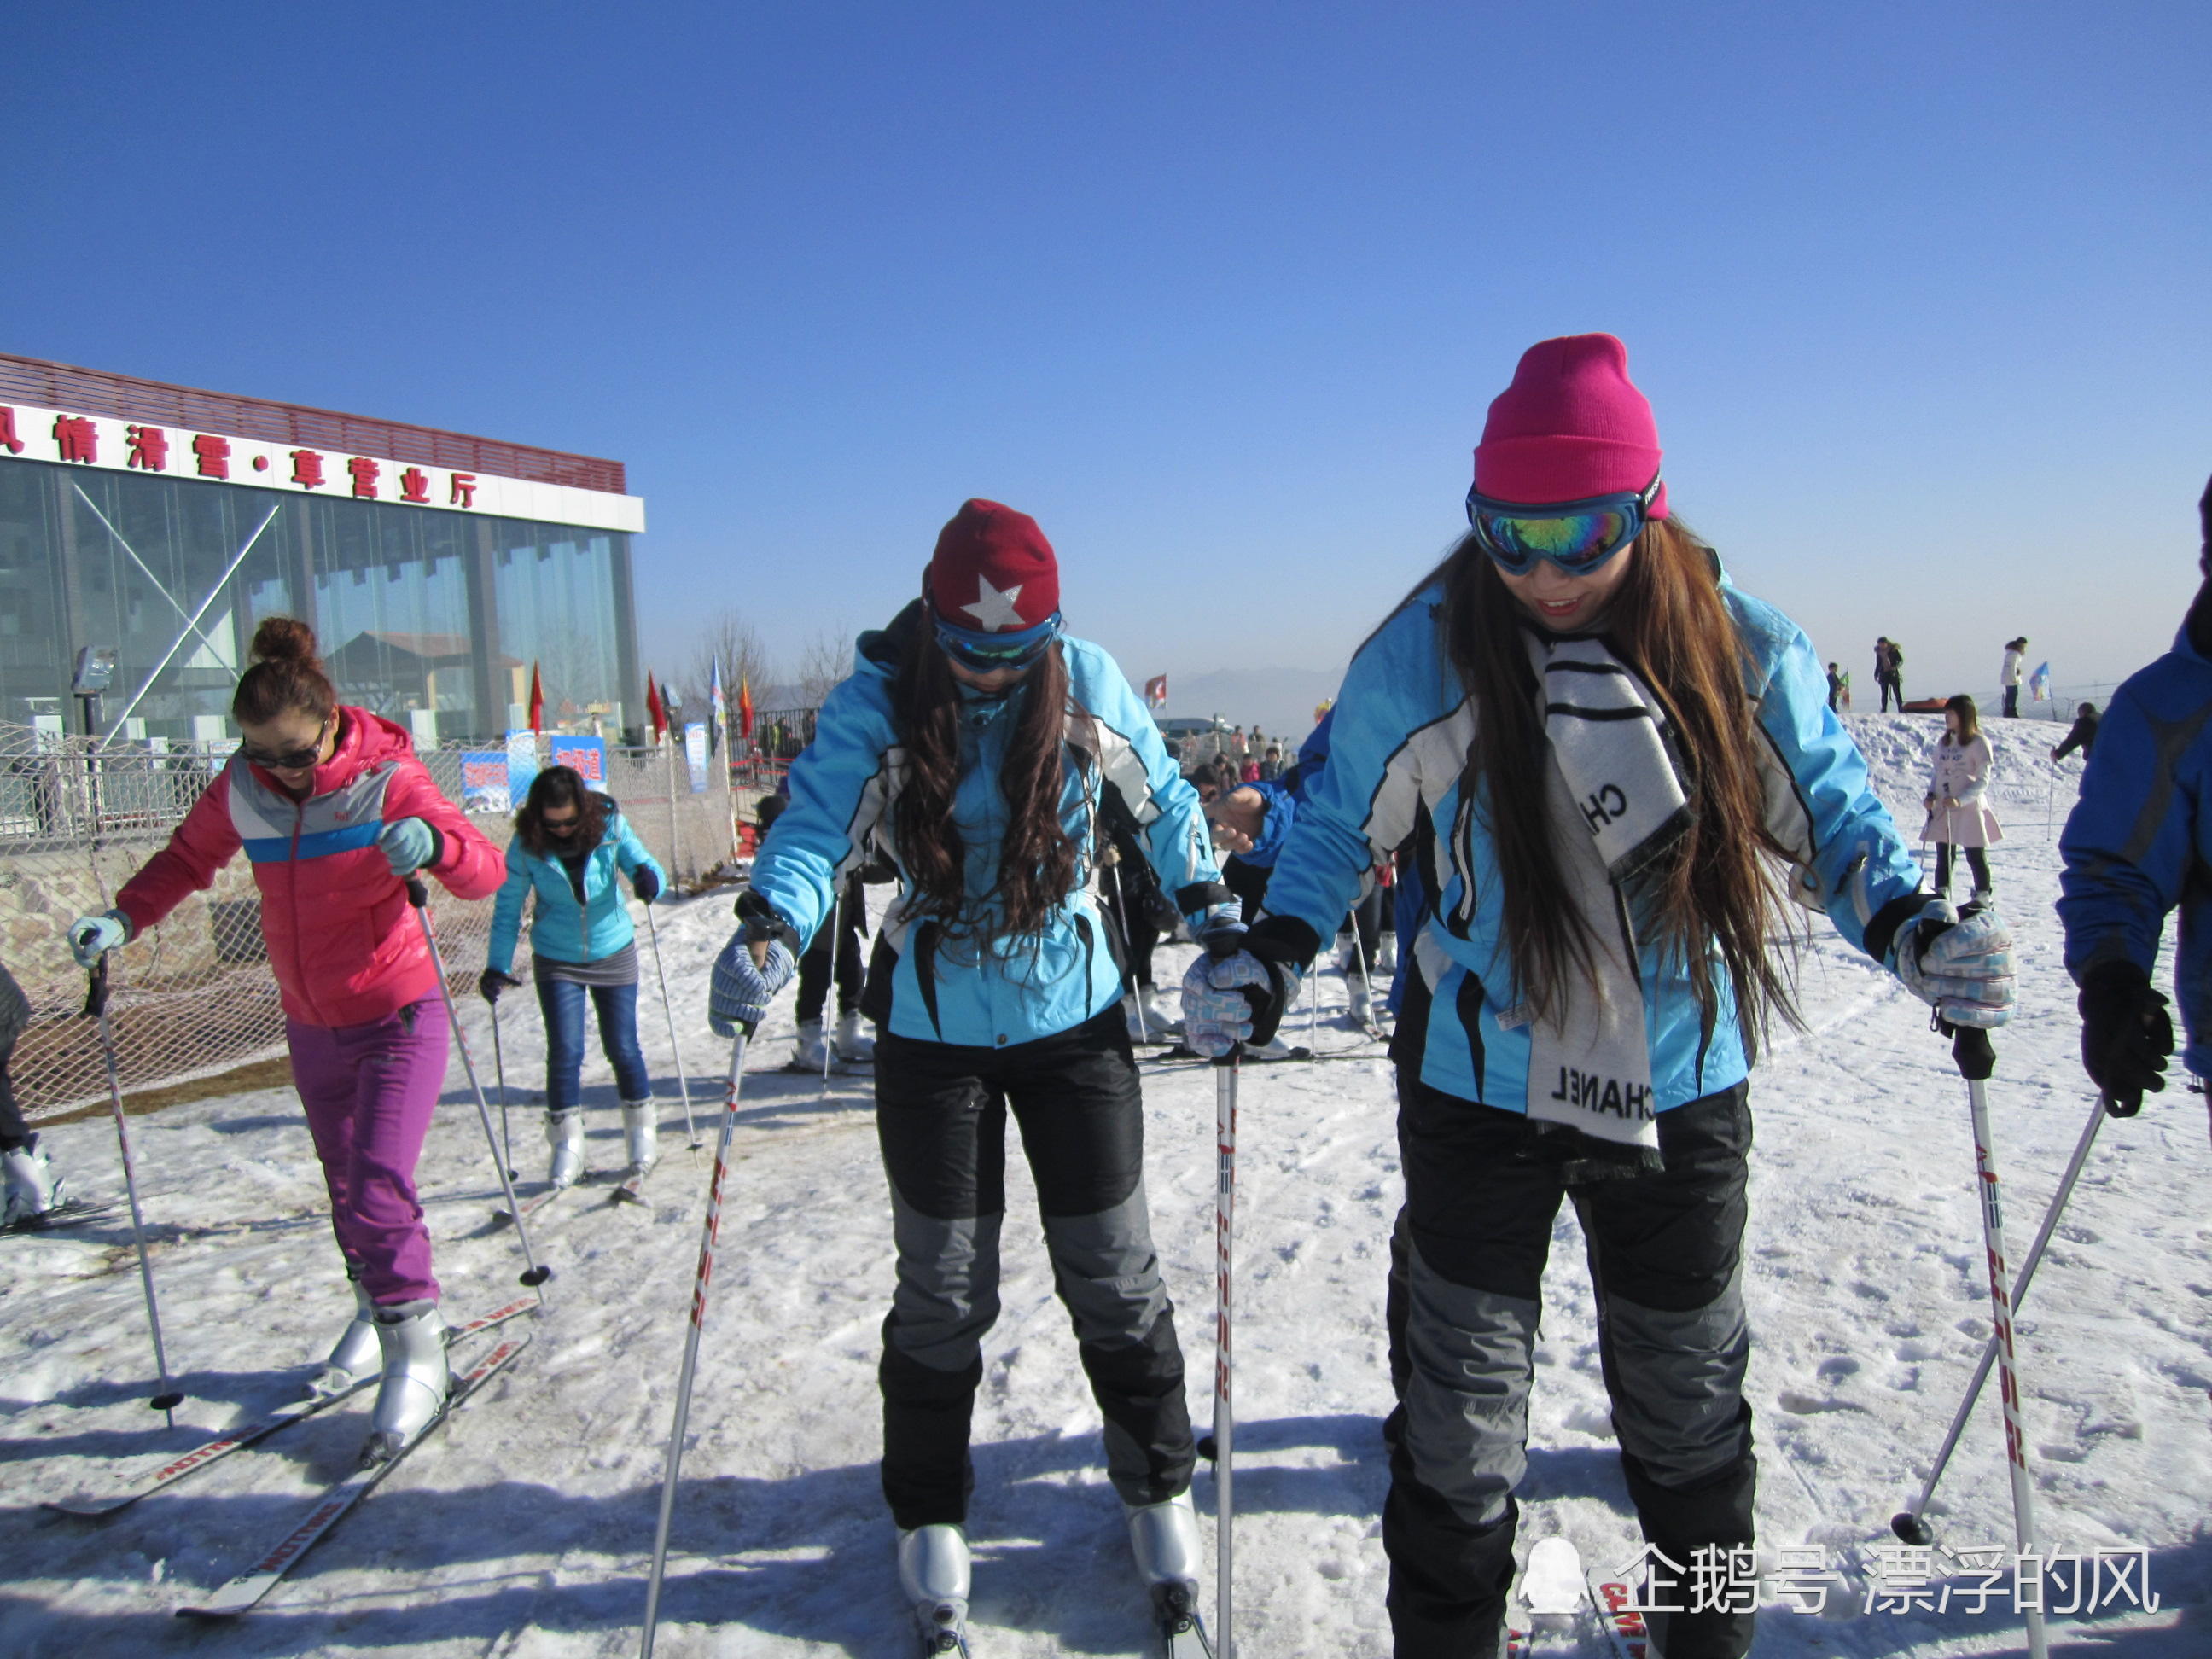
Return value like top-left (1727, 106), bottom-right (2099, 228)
top-left (535, 977), bottom-right (650, 1111)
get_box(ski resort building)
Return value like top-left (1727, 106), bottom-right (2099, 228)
top-left (0, 352), bottom-right (645, 747)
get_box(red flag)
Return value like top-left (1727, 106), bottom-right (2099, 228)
top-left (738, 677), bottom-right (754, 740)
top-left (527, 661), bottom-right (544, 734)
top-left (645, 672), bottom-right (666, 744)
top-left (1144, 674), bottom-right (1168, 708)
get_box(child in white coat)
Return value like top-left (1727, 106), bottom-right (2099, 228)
top-left (1925, 693), bottom-right (2003, 899)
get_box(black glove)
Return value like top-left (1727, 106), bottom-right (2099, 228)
top-left (634, 867), bottom-right (661, 903)
top-left (2079, 958), bottom-right (2174, 1116)
top-left (478, 969), bottom-right (522, 1004)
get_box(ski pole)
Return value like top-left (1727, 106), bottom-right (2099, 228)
top-left (1212, 1043), bottom-right (1238, 1659)
top-left (1892, 1090), bottom-right (2110, 1545)
top-left (84, 958), bottom-right (184, 1423)
top-left (821, 895), bottom-right (840, 1093)
top-left (1946, 1023), bottom-right (2049, 1659)
top-left (642, 1027), bottom-right (751, 1659)
top-left (489, 999), bottom-right (516, 1180)
top-left (642, 903), bottom-right (701, 1153)
top-left (405, 879), bottom-right (553, 1299)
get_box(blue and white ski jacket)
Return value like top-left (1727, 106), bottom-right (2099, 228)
top-left (2058, 620), bottom-right (2212, 1076)
top-left (487, 809), bottom-right (664, 975)
top-left (1249, 568), bottom-right (1928, 1113)
top-left (748, 602), bottom-right (1227, 1048)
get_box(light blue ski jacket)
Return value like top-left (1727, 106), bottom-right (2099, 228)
top-left (1250, 567), bottom-right (1928, 1113)
top-left (747, 602), bottom-right (1228, 1047)
top-left (2058, 620), bottom-right (2212, 1076)
top-left (487, 808), bottom-right (663, 974)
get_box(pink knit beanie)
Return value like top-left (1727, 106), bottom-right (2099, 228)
top-left (1473, 333), bottom-right (1668, 517)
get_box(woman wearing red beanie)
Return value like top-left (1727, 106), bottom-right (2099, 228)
top-left (1184, 335), bottom-right (2015, 1658)
top-left (710, 499), bottom-right (1238, 1653)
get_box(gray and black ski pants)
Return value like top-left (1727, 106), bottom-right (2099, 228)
top-left (871, 1006), bottom-right (1195, 1530)
top-left (1384, 1075), bottom-right (1758, 1659)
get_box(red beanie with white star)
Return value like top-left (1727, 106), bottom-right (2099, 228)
top-left (924, 499), bottom-right (1062, 634)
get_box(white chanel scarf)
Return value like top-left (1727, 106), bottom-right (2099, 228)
top-left (1515, 632), bottom-right (1694, 1175)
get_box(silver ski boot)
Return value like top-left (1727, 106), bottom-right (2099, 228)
top-left (362, 1300), bottom-right (449, 1466)
top-left (835, 1009), bottom-right (876, 1062)
top-left (897, 1522), bottom-right (972, 1655)
top-left (620, 1100), bottom-right (659, 1172)
top-left (1, 1133), bottom-right (67, 1226)
top-left (791, 1018), bottom-right (831, 1073)
top-left (306, 1266), bottom-right (378, 1397)
top-left (1128, 1491), bottom-right (1212, 1654)
top-left (546, 1107), bottom-right (585, 1188)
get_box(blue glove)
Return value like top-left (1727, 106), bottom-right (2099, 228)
top-left (633, 867), bottom-right (661, 904)
top-left (67, 909), bottom-right (132, 969)
top-left (710, 935), bottom-right (795, 1038)
top-left (378, 817), bottom-right (442, 877)
top-left (1895, 901), bottom-right (2014, 1029)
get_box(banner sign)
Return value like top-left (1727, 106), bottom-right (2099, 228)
top-left (460, 751), bottom-right (512, 812)
top-left (684, 723), bottom-right (709, 793)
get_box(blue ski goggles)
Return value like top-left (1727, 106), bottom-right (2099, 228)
top-left (1464, 474), bottom-right (1662, 578)
top-left (933, 612), bottom-right (1062, 675)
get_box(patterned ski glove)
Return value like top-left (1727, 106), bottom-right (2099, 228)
top-left (1180, 906), bottom-right (1301, 1058)
top-left (2077, 958), bottom-right (2173, 1115)
top-left (378, 817), bottom-right (442, 877)
top-left (67, 909), bottom-right (133, 969)
top-left (709, 934), bottom-right (795, 1038)
top-left (1895, 901), bottom-right (2014, 1029)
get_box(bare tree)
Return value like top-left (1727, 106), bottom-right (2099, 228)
top-left (792, 628), bottom-right (853, 711)
top-left (677, 608), bottom-right (775, 735)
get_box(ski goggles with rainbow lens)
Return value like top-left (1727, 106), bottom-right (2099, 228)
top-left (1464, 474), bottom-right (1662, 578)
top-left (933, 612), bottom-right (1062, 675)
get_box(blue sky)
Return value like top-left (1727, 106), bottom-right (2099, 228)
top-left (7, 3), bottom-right (2207, 728)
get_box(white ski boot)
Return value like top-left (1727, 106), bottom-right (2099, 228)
top-left (1140, 987), bottom-right (1184, 1039)
top-left (546, 1108), bottom-right (585, 1188)
top-left (307, 1267), bottom-right (379, 1397)
top-left (620, 1100), bottom-right (659, 1172)
top-left (792, 1018), bottom-right (831, 1073)
top-left (1127, 1491), bottom-right (1212, 1654)
top-left (362, 1300), bottom-right (449, 1465)
top-left (1123, 993), bottom-right (1150, 1042)
top-left (2, 1133), bottom-right (67, 1226)
top-left (1376, 933), bottom-right (1399, 974)
top-left (835, 1009), bottom-right (876, 1063)
top-left (897, 1522), bottom-right (972, 1655)
top-left (1348, 976), bottom-right (1376, 1027)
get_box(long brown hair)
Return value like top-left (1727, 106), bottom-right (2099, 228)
top-left (515, 765), bottom-right (610, 857)
top-left (888, 624), bottom-right (1089, 943)
top-left (1399, 516), bottom-right (1799, 1059)
top-left (1941, 694), bottom-right (1981, 744)
top-left (233, 617), bottom-right (337, 726)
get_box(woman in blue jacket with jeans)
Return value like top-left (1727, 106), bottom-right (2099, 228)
top-left (480, 765), bottom-right (667, 1186)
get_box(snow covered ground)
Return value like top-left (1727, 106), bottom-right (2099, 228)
top-left (3, 712), bottom-right (2207, 1656)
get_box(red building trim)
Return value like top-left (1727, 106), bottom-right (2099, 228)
top-left (0, 352), bottom-right (626, 495)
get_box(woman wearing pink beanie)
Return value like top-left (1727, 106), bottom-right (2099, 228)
top-left (1183, 335), bottom-right (2012, 1657)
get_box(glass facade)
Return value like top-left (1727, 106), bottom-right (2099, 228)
top-left (0, 457), bottom-right (637, 746)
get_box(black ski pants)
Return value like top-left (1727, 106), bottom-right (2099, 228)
top-left (872, 1006), bottom-right (1195, 1529)
top-left (1932, 842), bottom-right (1993, 897)
top-left (1383, 1074), bottom-right (1758, 1659)
top-left (796, 876), bottom-right (866, 1023)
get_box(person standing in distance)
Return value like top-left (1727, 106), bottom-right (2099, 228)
top-left (1924, 694), bottom-right (2002, 902)
top-left (707, 500), bottom-right (1236, 1651)
top-left (2000, 637), bottom-right (2029, 718)
top-left (2058, 474), bottom-right (2212, 1116)
top-left (1183, 335), bottom-right (2012, 1659)
top-left (480, 765), bottom-right (667, 1187)
top-left (67, 619), bottom-right (503, 1463)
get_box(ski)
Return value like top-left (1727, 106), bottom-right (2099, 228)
top-left (3, 1196), bottom-right (119, 1237)
top-left (1505, 1538), bottom-right (1595, 1654)
top-left (1158, 1045), bottom-right (1315, 1064)
top-left (492, 1179), bottom-right (580, 1227)
top-left (1583, 1557), bottom-right (1652, 1659)
top-left (48, 1295), bottom-right (537, 1517)
top-left (1153, 1580), bottom-right (1215, 1656)
top-left (610, 1162), bottom-right (655, 1207)
top-left (175, 1332), bottom-right (532, 1618)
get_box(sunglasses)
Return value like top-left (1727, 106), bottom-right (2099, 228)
top-left (1464, 474), bottom-right (1662, 579)
top-left (242, 717), bottom-right (331, 771)
top-left (934, 623), bottom-right (1057, 676)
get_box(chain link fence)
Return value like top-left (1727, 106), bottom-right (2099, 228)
top-left (1, 721), bottom-right (741, 1126)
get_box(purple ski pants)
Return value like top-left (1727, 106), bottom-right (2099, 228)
top-left (287, 999), bottom-right (450, 1306)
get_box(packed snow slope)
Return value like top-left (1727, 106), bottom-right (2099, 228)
top-left (3, 713), bottom-right (2206, 1656)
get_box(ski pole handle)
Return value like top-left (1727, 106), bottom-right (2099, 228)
top-left (1204, 926), bottom-right (1249, 1067)
top-left (1947, 1020), bottom-right (1995, 1082)
top-left (405, 876), bottom-right (430, 909)
top-left (84, 952), bottom-right (111, 1020)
